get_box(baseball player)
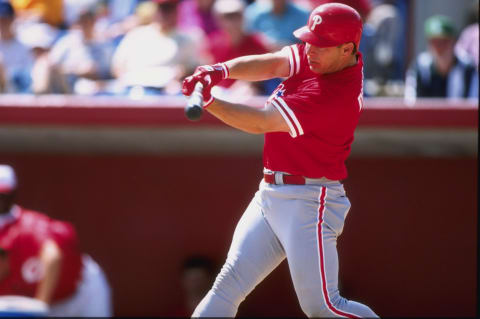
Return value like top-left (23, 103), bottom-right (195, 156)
top-left (182, 3), bottom-right (378, 318)
top-left (0, 164), bottom-right (112, 316)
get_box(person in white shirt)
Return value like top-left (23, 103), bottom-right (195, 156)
top-left (0, 2), bottom-right (33, 93)
top-left (111, 0), bottom-right (208, 97)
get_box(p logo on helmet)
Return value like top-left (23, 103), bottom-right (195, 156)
top-left (310, 15), bottom-right (322, 31)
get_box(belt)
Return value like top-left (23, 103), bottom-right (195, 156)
top-left (263, 171), bottom-right (338, 185)
top-left (264, 172), bottom-right (306, 185)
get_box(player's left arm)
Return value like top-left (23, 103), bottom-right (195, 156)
top-left (35, 239), bottom-right (62, 305)
top-left (206, 99), bottom-right (290, 134)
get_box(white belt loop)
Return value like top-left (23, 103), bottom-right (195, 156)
top-left (274, 172), bottom-right (284, 185)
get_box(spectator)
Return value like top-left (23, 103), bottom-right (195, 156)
top-left (48, 3), bottom-right (116, 94)
top-left (361, 0), bottom-right (405, 96)
top-left (67, 0), bottom-right (143, 48)
top-left (454, 1), bottom-right (478, 98)
top-left (111, 0), bottom-right (207, 97)
top-left (244, 0), bottom-right (309, 51)
top-left (172, 255), bottom-right (216, 316)
top-left (0, 164), bottom-right (112, 316)
top-left (63, 0), bottom-right (99, 27)
top-left (209, 0), bottom-right (270, 95)
top-left (106, 0), bottom-right (144, 24)
top-left (0, 1), bottom-right (33, 93)
top-left (10, 0), bottom-right (64, 27)
top-left (135, 0), bottom-right (158, 25)
top-left (177, 0), bottom-right (220, 37)
top-left (17, 22), bottom-right (59, 94)
top-left (404, 15), bottom-right (477, 102)
top-left (455, 22), bottom-right (479, 68)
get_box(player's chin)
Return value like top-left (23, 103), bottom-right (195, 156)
top-left (308, 63), bottom-right (322, 74)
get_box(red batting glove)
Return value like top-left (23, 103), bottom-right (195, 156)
top-left (182, 63), bottom-right (229, 108)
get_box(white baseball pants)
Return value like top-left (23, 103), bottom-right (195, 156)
top-left (193, 179), bottom-right (378, 318)
top-left (49, 254), bottom-right (113, 316)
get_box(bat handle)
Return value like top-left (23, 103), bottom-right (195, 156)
top-left (185, 82), bottom-right (204, 121)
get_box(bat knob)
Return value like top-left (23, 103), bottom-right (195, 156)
top-left (185, 105), bottom-right (203, 121)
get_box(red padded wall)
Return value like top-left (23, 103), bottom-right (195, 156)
top-left (0, 154), bottom-right (476, 317)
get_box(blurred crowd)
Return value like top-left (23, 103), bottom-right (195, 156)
top-left (0, 0), bottom-right (477, 99)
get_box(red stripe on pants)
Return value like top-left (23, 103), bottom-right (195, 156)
top-left (317, 186), bottom-right (359, 318)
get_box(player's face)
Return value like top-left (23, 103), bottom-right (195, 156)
top-left (305, 43), bottom-right (345, 74)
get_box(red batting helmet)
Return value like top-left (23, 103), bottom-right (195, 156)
top-left (293, 3), bottom-right (363, 49)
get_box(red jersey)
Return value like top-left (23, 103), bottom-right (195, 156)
top-left (264, 43), bottom-right (364, 180)
top-left (0, 206), bottom-right (83, 302)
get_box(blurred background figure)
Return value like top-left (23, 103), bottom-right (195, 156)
top-left (10, 0), bottom-right (64, 27)
top-left (244, 0), bottom-right (309, 51)
top-left (404, 14), bottom-right (477, 103)
top-left (455, 0), bottom-right (479, 67)
top-left (17, 22), bottom-right (58, 94)
top-left (361, 0), bottom-right (406, 97)
top-left (101, 0), bottom-right (142, 27)
top-left (171, 255), bottom-right (216, 316)
top-left (208, 0), bottom-right (271, 96)
top-left (111, 0), bottom-right (207, 97)
top-left (0, 1), bottom-right (33, 93)
top-left (0, 164), bottom-right (113, 316)
top-left (48, 2), bottom-right (116, 95)
top-left (454, 0), bottom-right (478, 98)
top-left (177, 0), bottom-right (219, 37)
top-left (69, 0), bottom-right (144, 49)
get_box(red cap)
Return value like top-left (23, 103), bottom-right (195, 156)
top-left (293, 3), bottom-right (363, 48)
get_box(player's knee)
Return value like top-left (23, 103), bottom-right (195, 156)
top-left (210, 262), bottom-right (248, 305)
top-left (299, 299), bottom-right (332, 317)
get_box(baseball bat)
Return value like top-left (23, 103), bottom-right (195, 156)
top-left (185, 82), bottom-right (204, 121)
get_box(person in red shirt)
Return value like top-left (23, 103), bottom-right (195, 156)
top-left (0, 164), bottom-right (112, 316)
top-left (208, 0), bottom-right (269, 92)
top-left (182, 3), bottom-right (378, 317)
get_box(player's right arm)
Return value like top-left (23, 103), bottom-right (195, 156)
top-left (35, 239), bottom-right (62, 305)
top-left (224, 50), bottom-right (291, 81)
top-left (182, 46), bottom-right (293, 134)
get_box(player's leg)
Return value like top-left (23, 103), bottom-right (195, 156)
top-left (48, 255), bottom-right (112, 316)
top-left (266, 182), bottom-right (378, 318)
top-left (192, 190), bottom-right (286, 317)
top-left (77, 255), bottom-right (113, 316)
